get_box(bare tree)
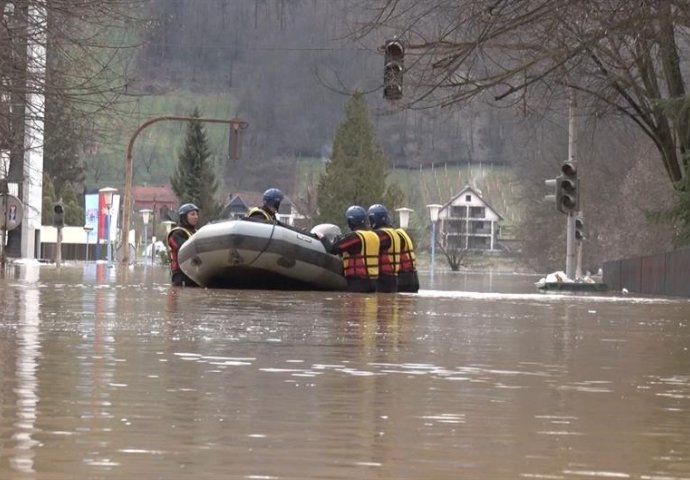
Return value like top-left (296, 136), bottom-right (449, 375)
top-left (1, 0), bottom-right (142, 176)
top-left (356, 0), bottom-right (690, 184)
top-left (1, 0), bottom-right (142, 255)
top-left (436, 235), bottom-right (469, 271)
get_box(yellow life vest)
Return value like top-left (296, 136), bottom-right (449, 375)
top-left (396, 228), bottom-right (416, 271)
top-left (343, 230), bottom-right (380, 279)
top-left (246, 207), bottom-right (274, 222)
top-left (379, 227), bottom-right (401, 274)
top-left (167, 226), bottom-right (195, 270)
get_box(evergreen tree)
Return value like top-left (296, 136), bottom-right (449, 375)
top-left (43, 95), bottom-right (86, 193)
top-left (42, 175), bottom-right (56, 225)
top-left (60, 182), bottom-right (84, 226)
top-left (316, 92), bottom-right (402, 228)
top-left (170, 108), bottom-right (222, 224)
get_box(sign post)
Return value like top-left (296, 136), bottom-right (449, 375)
top-left (1, 193), bottom-right (24, 269)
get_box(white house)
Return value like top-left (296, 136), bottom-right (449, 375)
top-left (437, 185), bottom-right (503, 251)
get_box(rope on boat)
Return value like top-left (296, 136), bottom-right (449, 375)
top-left (244, 220), bottom-right (277, 267)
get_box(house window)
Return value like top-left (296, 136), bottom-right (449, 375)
top-left (450, 206), bottom-right (466, 218)
top-left (465, 195), bottom-right (472, 202)
top-left (277, 214), bottom-right (293, 226)
top-left (470, 206), bottom-right (485, 218)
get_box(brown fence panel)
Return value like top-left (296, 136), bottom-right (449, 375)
top-left (665, 248), bottom-right (690, 297)
top-left (604, 247), bottom-right (690, 297)
top-left (619, 257), bottom-right (641, 293)
top-left (640, 253), bottom-right (666, 295)
top-left (603, 259), bottom-right (621, 291)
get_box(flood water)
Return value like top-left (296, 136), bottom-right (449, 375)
top-left (1, 263), bottom-right (689, 479)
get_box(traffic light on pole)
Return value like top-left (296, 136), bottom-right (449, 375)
top-left (544, 177), bottom-right (558, 207)
top-left (383, 39), bottom-right (404, 100)
top-left (53, 202), bottom-right (64, 228)
top-left (557, 161), bottom-right (579, 214)
top-left (575, 215), bottom-right (585, 240)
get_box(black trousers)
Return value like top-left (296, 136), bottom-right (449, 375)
top-left (346, 277), bottom-right (377, 293)
top-left (376, 274), bottom-right (398, 293)
top-left (397, 271), bottom-right (419, 293)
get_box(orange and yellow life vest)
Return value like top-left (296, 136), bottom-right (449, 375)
top-left (378, 227), bottom-right (401, 275)
top-left (396, 228), bottom-right (416, 272)
top-left (167, 226), bottom-right (194, 272)
top-left (343, 230), bottom-right (380, 279)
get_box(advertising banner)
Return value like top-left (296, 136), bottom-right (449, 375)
top-left (84, 194), bottom-right (99, 240)
top-left (96, 192), bottom-right (120, 242)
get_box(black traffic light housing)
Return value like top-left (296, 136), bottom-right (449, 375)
top-left (53, 202), bottom-right (64, 228)
top-left (383, 39), bottom-right (404, 100)
top-left (575, 215), bottom-right (585, 240)
top-left (556, 161), bottom-right (579, 214)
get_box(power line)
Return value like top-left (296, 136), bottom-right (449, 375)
top-left (142, 42), bottom-right (374, 53)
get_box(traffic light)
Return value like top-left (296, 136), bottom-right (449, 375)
top-left (383, 39), bottom-right (404, 100)
top-left (544, 177), bottom-right (558, 207)
top-left (556, 161), bottom-right (579, 214)
top-left (53, 202), bottom-right (64, 228)
top-left (575, 215), bottom-right (585, 240)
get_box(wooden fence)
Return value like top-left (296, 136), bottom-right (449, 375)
top-left (603, 247), bottom-right (690, 297)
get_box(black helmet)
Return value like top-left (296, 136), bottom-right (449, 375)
top-left (367, 204), bottom-right (390, 229)
top-left (178, 203), bottom-right (199, 223)
top-left (262, 188), bottom-right (284, 211)
top-left (345, 205), bottom-right (367, 231)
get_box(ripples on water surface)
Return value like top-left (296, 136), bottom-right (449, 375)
top-left (0, 264), bottom-right (689, 479)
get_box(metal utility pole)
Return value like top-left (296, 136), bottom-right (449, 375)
top-left (120, 115), bottom-right (248, 265)
top-left (576, 237), bottom-right (583, 279)
top-left (565, 87), bottom-right (577, 280)
top-left (1, 186), bottom-right (7, 270)
top-left (53, 201), bottom-right (64, 267)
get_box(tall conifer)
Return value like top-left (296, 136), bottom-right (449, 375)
top-left (316, 92), bottom-right (402, 228)
top-left (171, 108), bottom-right (221, 224)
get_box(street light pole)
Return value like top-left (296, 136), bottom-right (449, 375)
top-left (140, 209), bottom-right (152, 265)
top-left (150, 206), bottom-right (157, 265)
top-left (161, 220), bottom-right (175, 265)
top-left (426, 204), bottom-right (442, 283)
top-left (121, 115), bottom-right (248, 265)
top-left (395, 207), bottom-right (413, 229)
top-left (99, 187), bottom-right (117, 269)
top-left (106, 206), bottom-right (112, 267)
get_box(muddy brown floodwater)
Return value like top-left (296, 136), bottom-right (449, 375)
top-left (0, 263), bottom-right (689, 479)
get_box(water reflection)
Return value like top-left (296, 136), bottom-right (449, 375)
top-left (421, 270), bottom-right (544, 293)
top-left (6, 267), bottom-right (41, 474)
top-left (0, 265), bottom-right (689, 479)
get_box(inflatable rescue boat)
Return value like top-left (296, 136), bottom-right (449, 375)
top-left (178, 220), bottom-right (347, 290)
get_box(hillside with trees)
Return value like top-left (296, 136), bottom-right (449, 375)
top-left (131, 0), bottom-right (514, 182)
top-left (27, 0), bottom-right (686, 272)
